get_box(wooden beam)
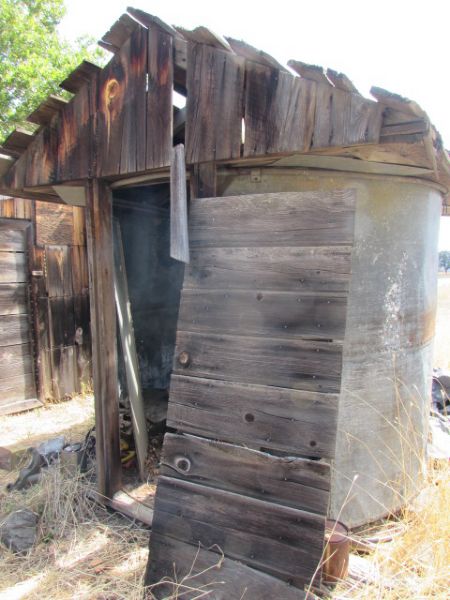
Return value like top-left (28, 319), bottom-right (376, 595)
top-left (226, 37), bottom-right (288, 71)
top-left (27, 95), bottom-right (68, 127)
top-left (126, 7), bottom-right (179, 37)
top-left (59, 60), bottom-right (101, 94)
top-left (85, 180), bottom-right (121, 498)
top-left (190, 162), bottom-right (217, 198)
top-left (176, 25), bottom-right (232, 52)
top-left (370, 86), bottom-right (426, 118)
top-left (100, 13), bottom-right (140, 51)
top-left (288, 60), bottom-right (332, 85)
top-left (2, 128), bottom-right (36, 156)
top-left (326, 68), bottom-right (359, 94)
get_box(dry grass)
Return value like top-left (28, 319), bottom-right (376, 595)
top-left (332, 459), bottom-right (450, 599)
top-left (0, 464), bottom-right (149, 600)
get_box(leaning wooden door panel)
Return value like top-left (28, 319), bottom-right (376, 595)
top-left (148, 189), bottom-right (356, 592)
top-left (147, 533), bottom-right (307, 600)
top-left (151, 476), bottom-right (324, 588)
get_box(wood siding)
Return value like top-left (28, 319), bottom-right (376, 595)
top-left (0, 198), bottom-right (91, 407)
top-left (0, 219), bottom-right (38, 414)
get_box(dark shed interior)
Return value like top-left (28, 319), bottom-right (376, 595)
top-left (113, 184), bottom-right (185, 433)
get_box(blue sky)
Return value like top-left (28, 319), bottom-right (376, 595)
top-left (59, 0), bottom-right (450, 248)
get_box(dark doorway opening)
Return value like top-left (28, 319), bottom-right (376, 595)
top-left (112, 183), bottom-right (185, 508)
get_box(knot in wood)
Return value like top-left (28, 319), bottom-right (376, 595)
top-left (178, 351), bottom-right (190, 367)
top-left (174, 456), bottom-right (191, 473)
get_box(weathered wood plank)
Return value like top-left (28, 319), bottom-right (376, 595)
top-left (36, 297), bottom-right (50, 350)
top-left (186, 43), bottom-right (245, 163)
top-left (27, 95), bottom-right (68, 127)
top-left (2, 128), bottom-right (36, 156)
top-left (178, 289), bottom-right (347, 341)
top-left (326, 68), bottom-right (359, 94)
top-left (97, 26), bottom-right (147, 176)
top-left (0, 283), bottom-right (27, 315)
top-left (185, 245), bottom-right (352, 293)
top-left (35, 201), bottom-right (73, 246)
top-left (85, 180), bottom-right (121, 498)
top-left (113, 220), bottom-right (147, 481)
top-left (190, 162), bottom-right (217, 198)
top-left (0, 372), bottom-right (34, 399)
top-left (226, 38), bottom-right (287, 70)
top-left (72, 206), bottom-right (86, 246)
top-left (0, 373), bottom-right (38, 414)
top-left (370, 86), bottom-right (425, 118)
top-left (45, 245), bottom-right (73, 297)
top-left (244, 62), bottom-right (316, 156)
top-left (288, 60), bottom-right (331, 86)
top-left (49, 345), bottom-right (78, 400)
top-left (0, 224), bottom-right (26, 251)
top-left (174, 331), bottom-right (342, 393)
top-left (312, 83), bottom-right (333, 148)
top-left (120, 25), bottom-right (148, 174)
top-left (170, 144), bottom-right (189, 263)
top-left (0, 345), bottom-right (33, 378)
top-left (0, 314), bottom-right (29, 346)
top-left (0, 198), bottom-right (32, 220)
top-left (168, 375), bottom-right (338, 458)
top-left (73, 294), bottom-right (90, 346)
top-left (161, 433), bottom-right (330, 514)
top-left (146, 533), bottom-right (307, 599)
top-left (0, 251), bottom-right (26, 283)
top-left (49, 297), bottom-right (75, 347)
top-left (71, 245), bottom-right (89, 295)
top-left (189, 190), bottom-right (356, 248)
top-left (126, 8), bottom-right (179, 37)
top-left (59, 60), bottom-right (101, 94)
top-left (176, 26), bottom-right (232, 51)
top-left (330, 91), bottom-right (383, 146)
top-left (51, 83), bottom-right (90, 183)
top-left (101, 13), bottom-right (140, 50)
top-left (151, 476), bottom-right (325, 588)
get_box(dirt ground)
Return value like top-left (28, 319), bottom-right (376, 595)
top-left (0, 276), bottom-right (449, 599)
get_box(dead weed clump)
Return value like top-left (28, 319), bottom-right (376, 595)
top-left (333, 459), bottom-right (450, 599)
top-left (0, 464), bottom-right (149, 600)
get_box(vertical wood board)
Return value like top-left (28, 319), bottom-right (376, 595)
top-left (185, 43), bottom-right (245, 163)
top-left (244, 62), bottom-right (316, 156)
top-left (147, 28), bottom-right (173, 169)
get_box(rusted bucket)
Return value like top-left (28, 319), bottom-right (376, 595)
top-left (322, 519), bottom-right (350, 584)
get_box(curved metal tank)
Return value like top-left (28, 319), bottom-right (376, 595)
top-left (217, 167), bottom-right (442, 527)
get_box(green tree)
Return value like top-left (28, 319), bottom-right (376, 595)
top-left (439, 250), bottom-right (450, 273)
top-left (0, 0), bottom-right (103, 141)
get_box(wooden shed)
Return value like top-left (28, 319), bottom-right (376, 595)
top-left (0, 196), bottom-right (90, 414)
top-left (1, 8), bottom-right (449, 596)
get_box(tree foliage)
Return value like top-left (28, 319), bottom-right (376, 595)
top-left (439, 250), bottom-right (450, 273)
top-left (0, 0), bottom-right (103, 141)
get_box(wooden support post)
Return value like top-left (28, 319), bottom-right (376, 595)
top-left (85, 179), bottom-right (121, 498)
top-left (191, 162), bottom-right (217, 199)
